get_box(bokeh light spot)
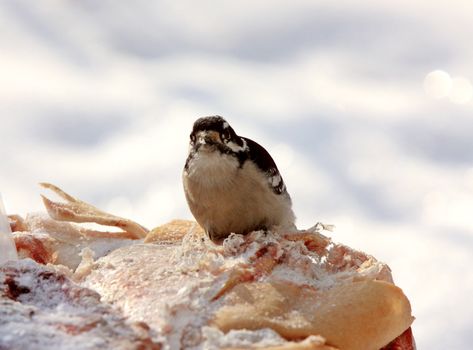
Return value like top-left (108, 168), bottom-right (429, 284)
top-left (423, 70), bottom-right (452, 98)
top-left (449, 77), bottom-right (473, 104)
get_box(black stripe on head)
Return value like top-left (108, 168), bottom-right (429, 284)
top-left (192, 116), bottom-right (228, 134)
top-left (191, 116), bottom-right (243, 147)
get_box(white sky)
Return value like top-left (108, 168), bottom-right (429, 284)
top-left (1, 1), bottom-right (473, 348)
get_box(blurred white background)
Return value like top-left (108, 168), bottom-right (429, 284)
top-left (1, 1), bottom-right (472, 348)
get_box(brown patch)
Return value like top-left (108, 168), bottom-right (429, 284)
top-left (145, 220), bottom-right (204, 243)
top-left (283, 231), bottom-right (331, 256)
top-left (381, 327), bottom-right (416, 350)
top-left (56, 319), bottom-right (101, 335)
top-left (14, 235), bottom-right (53, 264)
top-left (3, 275), bottom-right (31, 300)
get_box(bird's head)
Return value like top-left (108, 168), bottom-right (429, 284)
top-left (189, 116), bottom-right (248, 154)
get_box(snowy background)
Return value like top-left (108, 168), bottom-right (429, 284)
top-left (1, 1), bottom-right (472, 348)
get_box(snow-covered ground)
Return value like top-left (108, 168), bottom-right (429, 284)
top-left (1, 1), bottom-right (472, 348)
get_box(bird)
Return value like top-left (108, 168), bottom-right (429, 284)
top-left (183, 116), bottom-right (295, 242)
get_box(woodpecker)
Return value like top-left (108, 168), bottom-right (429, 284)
top-left (183, 116), bottom-right (295, 242)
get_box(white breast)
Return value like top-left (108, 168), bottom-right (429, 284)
top-left (183, 150), bottom-right (295, 240)
top-left (184, 150), bottom-right (239, 190)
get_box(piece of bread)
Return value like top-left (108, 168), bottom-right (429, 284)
top-left (144, 219), bottom-right (204, 243)
top-left (11, 213), bottom-right (136, 269)
top-left (7, 185), bottom-right (415, 349)
top-left (81, 220), bottom-right (414, 349)
top-left (0, 259), bottom-right (160, 350)
top-left (213, 280), bottom-right (413, 350)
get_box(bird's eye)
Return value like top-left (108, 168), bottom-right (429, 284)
top-left (221, 130), bottom-right (231, 142)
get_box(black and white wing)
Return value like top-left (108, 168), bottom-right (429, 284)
top-left (242, 137), bottom-right (288, 195)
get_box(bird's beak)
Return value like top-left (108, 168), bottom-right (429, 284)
top-left (196, 131), bottom-right (221, 146)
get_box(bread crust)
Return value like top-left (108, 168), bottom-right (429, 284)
top-left (213, 280), bottom-right (414, 350)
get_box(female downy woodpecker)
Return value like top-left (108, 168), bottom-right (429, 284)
top-left (183, 116), bottom-right (295, 242)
